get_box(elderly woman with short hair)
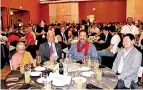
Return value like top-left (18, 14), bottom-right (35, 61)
top-left (11, 42), bottom-right (33, 70)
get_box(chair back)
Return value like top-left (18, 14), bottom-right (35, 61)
top-left (9, 60), bottom-right (13, 70)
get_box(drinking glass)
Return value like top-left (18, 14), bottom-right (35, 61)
top-left (93, 60), bottom-right (99, 70)
top-left (43, 80), bottom-right (51, 90)
top-left (36, 56), bottom-right (41, 66)
top-left (24, 70), bottom-right (31, 83)
top-left (96, 69), bottom-right (102, 85)
top-left (20, 65), bottom-right (24, 74)
top-left (33, 59), bottom-right (36, 67)
top-left (77, 79), bottom-right (83, 90)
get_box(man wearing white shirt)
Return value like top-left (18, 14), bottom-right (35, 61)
top-left (112, 34), bottom-right (142, 89)
top-left (97, 26), bottom-right (121, 63)
top-left (121, 17), bottom-right (139, 41)
top-left (91, 24), bottom-right (100, 35)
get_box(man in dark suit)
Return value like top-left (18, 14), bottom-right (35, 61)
top-left (94, 26), bottom-right (112, 50)
top-left (39, 31), bottom-right (62, 64)
top-left (58, 26), bottom-right (67, 41)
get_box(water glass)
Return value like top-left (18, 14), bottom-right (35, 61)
top-left (36, 56), bottom-right (41, 66)
top-left (20, 65), bottom-right (24, 74)
top-left (77, 79), bottom-right (83, 90)
top-left (33, 59), bottom-right (36, 67)
top-left (43, 79), bottom-right (51, 90)
top-left (24, 70), bottom-right (31, 83)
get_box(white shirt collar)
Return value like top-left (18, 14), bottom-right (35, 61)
top-left (123, 46), bottom-right (134, 53)
top-left (48, 42), bottom-right (54, 46)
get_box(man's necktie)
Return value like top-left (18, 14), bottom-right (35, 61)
top-left (50, 43), bottom-right (53, 56)
top-left (63, 34), bottom-right (66, 41)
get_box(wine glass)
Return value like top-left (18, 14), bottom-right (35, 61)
top-left (24, 63), bottom-right (31, 71)
top-left (36, 56), bottom-right (41, 66)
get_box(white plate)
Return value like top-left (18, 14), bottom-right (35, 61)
top-left (50, 73), bottom-right (71, 86)
top-left (52, 80), bottom-right (67, 86)
top-left (37, 77), bottom-right (46, 83)
top-left (34, 66), bottom-right (46, 71)
top-left (79, 67), bottom-right (90, 71)
top-left (30, 72), bottom-right (42, 76)
top-left (110, 79), bottom-right (117, 82)
top-left (81, 71), bottom-right (94, 77)
top-left (72, 77), bottom-right (87, 83)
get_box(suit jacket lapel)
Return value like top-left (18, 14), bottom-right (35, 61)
top-left (123, 47), bottom-right (134, 63)
top-left (55, 43), bottom-right (59, 56)
top-left (45, 42), bottom-right (50, 58)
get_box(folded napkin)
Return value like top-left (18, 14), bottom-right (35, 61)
top-left (7, 73), bottom-right (23, 79)
top-left (6, 77), bottom-right (19, 82)
top-left (86, 83), bottom-right (103, 89)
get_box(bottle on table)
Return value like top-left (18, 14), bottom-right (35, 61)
top-left (59, 60), bottom-right (64, 75)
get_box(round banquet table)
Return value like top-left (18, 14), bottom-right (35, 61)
top-left (5, 63), bottom-right (118, 89)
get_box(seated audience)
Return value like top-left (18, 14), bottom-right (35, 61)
top-left (11, 42), bottom-right (33, 70)
top-left (97, 26), bottom-right (121, 63)
top-left (112, 34), bottom-right (142, 89)
top-left (69, 30), bottom-right (98, 61)
top-left (39, 31), bottom-right (62, 64)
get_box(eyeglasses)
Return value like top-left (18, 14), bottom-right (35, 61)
top-left (18, 49), bottom-right (25, 51)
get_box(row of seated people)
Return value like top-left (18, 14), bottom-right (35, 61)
top-left (6, 29), bottom-right (142, 89)
top-left (1, 17), bottom-right (143, 89)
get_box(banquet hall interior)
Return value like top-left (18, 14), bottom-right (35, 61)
top-left (1, 0), bottom-right (143, 89)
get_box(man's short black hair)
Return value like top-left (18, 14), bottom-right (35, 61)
top-left (123, 33), bottom-right (135, 41)
top-left (109, 26), bottom-right (116, 32)
top-left (103, 26), bottom-right (109, 31)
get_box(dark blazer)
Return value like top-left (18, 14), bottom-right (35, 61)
top-left (39, 42), bottom-right (62, 64)
top-left (99, 33), bottom-right (112, 43)
top-left (58, 32), bottom-right (67, 41)
top-left (97, 33), bottom-right (112, 49)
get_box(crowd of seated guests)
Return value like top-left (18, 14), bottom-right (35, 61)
top-left (1, 17), bottom-right (143, 63)
top-left (0, 17), bottom-right (143, 88)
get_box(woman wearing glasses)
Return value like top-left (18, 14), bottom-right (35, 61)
top-left (11, 42), bottom-right (33, 70)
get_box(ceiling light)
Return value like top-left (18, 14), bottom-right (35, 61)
top-left (92, 8), bottom-right (95, 10)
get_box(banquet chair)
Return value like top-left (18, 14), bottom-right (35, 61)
top-left (9, 60), bottom-right (13, 70)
